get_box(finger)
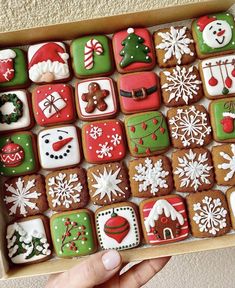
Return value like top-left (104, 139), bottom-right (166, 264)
top-left (46, 250), bottom-right (122, 288)
top-left (120, 257), bottom-right (171, 288)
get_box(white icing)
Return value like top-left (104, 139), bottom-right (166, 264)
top-left (89, 126), bottom-right (103, 139)
top-left (156, 26), bottom-right (194, 64)
top-left (144, 199), bottom-right (184, 233)
top-left (0, 49), bottom-right (16, 60)
top-left (84, 39), bottom-right (103, 70)
top-left (230, 191), bottom-right (235, 219)
top-left (96, 142), bottom-right (114, 158)
top-left (38, 92), bottom-right (67, 118)
top-left (38, 125), bottom-right (81, 169)
top-left (201, 54), bottom-right (235, 97)
top-left (168, 106), bottom-right (211, 147)
top-left (218, 144), bottom-right (235, 181)
top-left (0, 90), bottom-right (31, 132)
top-left (175, 149), bottom-right (213, 191)
top-left (193, 196), bottom-right (228, 235)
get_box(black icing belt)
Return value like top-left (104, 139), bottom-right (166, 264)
top-left (119, 85), bottom-right (157, 99)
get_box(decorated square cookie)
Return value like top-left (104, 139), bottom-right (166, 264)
top-left (28, 42), bottom-right (71, 83)
top-left (199, 54), bottom-right (235, 99)
top-left (129, 156), bottom-right (173, 198)
top-left (87, 162), bottom-right (130, 206)
top-left (172, 148), bottom-right (214, 193)
top-left (167, 105), bottom-right (212, 148)
top-left (6, 215), bottom-right (52, 264)
top-left (154, 26), bottom-right (196, 68)
top-left (112, 28), bottom-right (156, 73)
top-left (50, 209), bottom-right (97, 258)
top-left (71, 35), bottom-right (113, 78)
top-left (82, 119), bottom-right (125, 164)
top-left (160, 65), bottom-right (203, 106)
top-left (75, 77), bottom-right (118, 121)
top-left (212, 144), bottom-right (235, 186)
top-left (186, 190), bottom-right (231, 237)
top-left (0, 132), bottom-right (39, 177)
top-left (226, 187), bottom-right (235, 230)
top-left (192, 13), bottom-right (235, 58)
top-left (124, 111), bottom-right (170, 157)
top-left (0, 90), bottom-right (34, 133)
top-left (45, 167), bottom-right (89, 212)
top-left (3, 174), bottom-right (48, 218)
top-left (140, 195), bottom-right (189, 245)
top-left (32, 84), bottom-right (76, 126)
top-left (38, 125), bottom-right (81, 170)
top-left (95, 202), bottom-right (140, 250)
top-left (0, 48), bottom-right (29, 90)
top-left (118, 72), bottom-right (161, 114)
top-left (209, 97), bottom-right (235, 142)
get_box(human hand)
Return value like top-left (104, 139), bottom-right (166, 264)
top-left (46, 250), bottom-right (170, 288)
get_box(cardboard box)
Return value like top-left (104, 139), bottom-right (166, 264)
top-left (0, 0), bottom-right (235, 280)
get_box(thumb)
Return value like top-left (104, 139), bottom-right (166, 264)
top-left (46, 250), bottom-right (122, 288)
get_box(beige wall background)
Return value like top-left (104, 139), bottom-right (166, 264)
top-left (1, 0), bottom-right (235, 287)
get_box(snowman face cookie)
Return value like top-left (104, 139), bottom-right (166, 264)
top-left (38, 125), bottom-right (81, 170)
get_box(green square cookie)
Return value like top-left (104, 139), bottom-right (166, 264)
top-left (50, 209), bottom-right (97, 258)
top-left (71, 35), bottom-right (113, 78)
top-left (0, 48), bottom-right (29, 90)
top-left (0, 132), bottom-right (38, 176)
top-left (124, 111), bottom-right (170, 157)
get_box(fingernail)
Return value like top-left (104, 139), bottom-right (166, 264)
top-left (102, 250), bottom-right (121, 271)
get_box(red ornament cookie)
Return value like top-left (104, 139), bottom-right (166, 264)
top-left (82, 119), bottom-right (126, 164)
top-left (32, 84), bottom-right (76, 127)
top-left (118, 72), bottom-right (161, 114)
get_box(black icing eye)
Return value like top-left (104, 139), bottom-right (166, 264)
top-left (45, 139), bottom-right (49, 144)
top-left (213, 31), bottom-right (216, 35)
top-left (58, 136), bottom-right (63, 140)
top-left (219, 28), bottom-right (222, 31)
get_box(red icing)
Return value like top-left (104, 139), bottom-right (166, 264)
top-left (0, 140), bottom-right (25, 167)
top-left (225, 76), bottom-right (232, 88)
top-left (217, 29), bottom-right (225, 37)
top-left (197, 15), bottom-right (216, 32)
top-left (208, 76), bottom-right (218, 86)
top-left (221, 116), bottom-right (234, 133)
top-left (232, 68), bottom-right (235, 77)
top-left (0, 59), bottom-right (15, 83)
top-left (52, 137), bottom-right (73, 151)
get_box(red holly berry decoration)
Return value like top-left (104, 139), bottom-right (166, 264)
top-left (142, 122), bottom-right (147, 130)
top-left (152, 133), bottom-right (157, 140)
top-left (146, 148), bottom-right (151, 155)
top-left (104, 210), bottom-right (130, 244)
top-left (0, 138), bottom-right (25, 167)
top-left (152, 118), bottom-right (158, 125)
top-left (160, 127), bottom-right (165, 134)
top-left (138, 138), bottom-right (143, 145)
top-left (221, 116), bottom-right (234, 133)
top-left (130, 126), bottom-right (135, 132)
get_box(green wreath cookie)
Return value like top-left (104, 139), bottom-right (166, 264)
top-left (0, 93), bottom-right (23, 124)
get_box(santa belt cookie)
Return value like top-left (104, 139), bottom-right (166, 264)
top-left (120, 85), bottom-right (157, 100)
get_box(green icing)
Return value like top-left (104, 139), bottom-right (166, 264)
top-left (193, 13), bottom-right (235, 55)
top-left (0, 93), bottom-right (23, 124)
top-left (51, 211), bottom-right (96, 257)
top-left (71, 35), bottom-right (112, 77)
top-left (125, 111), bottom-right (170, 155)
top-left (0, 48), bottom-right (28, 89)
top-left (0, 133), bottom-right (37, 176)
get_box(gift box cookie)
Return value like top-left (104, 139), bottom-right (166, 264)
top-left (172, 148), bottom-right (214, 193)
top-left (95, 202), bottom-right (141, 250)
top-left (37, 125), bottom-right (81, 170)
top-left (160, 65), bottom-right (203, 107)
top-left (186, 190), bottom-right (231, 237)
top-left (167, 105), bottom-right (212, 148)
top-left (124, 111), bottom-right (170, 157)
top-left (82, 119), bottom-right (126, 164)
top-left (199, 54), bottom-right (235, 99)
top-left (71, 35), bottom-right (113, 78)
top-left (0, 90), bottom-right (34, 133)
top-left (0, 132), bottom-right (39, 177)
top-left (87, 162), bottom-right (130, 206)
top-left (75, 77), bottom-right (118, 121)
top-left (6, 215), bottom-right (52, 264)
top-left (0, 48), bottom-right (29, 90)
top-left (212, 144), bottom-right (235, 186)
top-left (32, 84), bottom-right (76, 126)
top-left (226, 187), bottom-right (235, 230)
top-left (117, 72), bottom-right (161, 114)
top-left (45, 167), bottom-right (89, 212)
top-left (28, 42), bottom-right (71, 84)
top-left (129, 156), bottom-right (173, 198)
top-left (139, 195), bottom-right (189, 245)
top-left (154, 26), bottom-right (196, 68)
top-left (50, 209), bottom-right (97, 258)
top-left (112, 28), bottom-right (155, 73)
top-left (192, 13), bottom-right (235, 58)
top-left (3, 174), bottom-right (48, 218)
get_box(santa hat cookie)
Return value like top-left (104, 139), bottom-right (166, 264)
top-left (28, 42), bottom-right (71, 83)
top-left (192, 12), bottom-right (235, 58)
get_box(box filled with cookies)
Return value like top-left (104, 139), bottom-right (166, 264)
top-left (0, 0), bottom-right (235, 280)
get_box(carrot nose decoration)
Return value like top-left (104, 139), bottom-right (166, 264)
top-left (217, 29), bottom-right (225, 36)
top-left (52, 137), bottom-right (73, 151)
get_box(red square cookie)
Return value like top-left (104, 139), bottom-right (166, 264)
top-left (32, 84), bottom-right (76, 126)
top-left (82, 120), bottom-right (126, 164)
top-left (118, 72), bottom-right (161, 114)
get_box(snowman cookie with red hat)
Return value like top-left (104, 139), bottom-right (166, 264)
top-left (192, 12), bottom-right (235, 58)
top-left (28, 42), bottom-right (71, 84)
